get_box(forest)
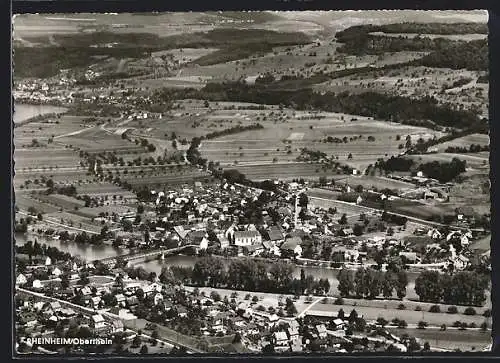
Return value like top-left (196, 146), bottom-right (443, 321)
top-left (15, 29), bottom-right (310, 78)
top-left (335, 24), bottom-right (488, 71)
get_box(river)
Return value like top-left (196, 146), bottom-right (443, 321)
top-left (14, 103), bottom-right (68, 124)
top-left (14, 232), bottom-right (419, 298)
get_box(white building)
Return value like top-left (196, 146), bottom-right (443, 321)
top-left (233, 230), bottom-right (262, 247)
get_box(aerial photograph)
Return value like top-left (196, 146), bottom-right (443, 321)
top-left (13, 10), bottom-right (491, 355)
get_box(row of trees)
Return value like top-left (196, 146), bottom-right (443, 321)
top-left (164, 257), bottom-right (331, 296)
top-left (204, 123), bottom-right (264, 140)
top-left (445, 144), bottom-right (489, 153)
top-left (337, 267), bottom-right (408, 299)
top-left (415, 270), bottom-right (489, 306)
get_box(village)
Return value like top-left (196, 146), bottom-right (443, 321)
top-left (15, 173), bottom-right (491, 354)
top-left (13, 10), bottom-right (492, 356)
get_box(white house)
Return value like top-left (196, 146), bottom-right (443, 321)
top-left (233, 230), bottom-right (262, 247)
top-left (217, 233), bottom-right (230, 249)
top-left (153, 293), bottom-right (163, 306)
top-left (52, 267), bottom-right (62, 277)
top-left (427, 228), bottom-right (442, 240)
top-left (16, 273), bottom-right (27, 286)
top-left (315, 324), bottom-right (328, 338)
top-left (45, 257), bottom-right (52, 266)
top-left (356, 196), bottom-right (363, 205)
top-left (32, 280), bottom-right (43, 289)
top-left (91, 314), bottom-right (107, 331)
top-left (273, 331), bottom-right (290, 352)
top-left (452, 254), bottom-right (469, 271)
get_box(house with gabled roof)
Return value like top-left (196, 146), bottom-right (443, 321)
top-left (273, 331), bottom-right (290, 352)
top-left (91, 314), bottom-right (107, 331)
top-left (267, 226), bottom-right (285, 244)
top-left (16, 273), bottom-right (27, 286)
top-left (233, 230), bottom-right (262, 247)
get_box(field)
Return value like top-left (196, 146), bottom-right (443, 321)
top-left (433, 133), bottom-right (489, 152)
top-left (407, 152), bottom-right (489, 168)
top-left (43, 211), bottom-right (104, 233)
top-left (224, 162), bottom-right (347, 182)
top-left (387, 328), bottom-right (490, 351)
top-left (57, 126), bottom-right (145, 153)
top-left (193, 108), bottom-right (447, 171)
top-left (77, 182), bottom-right (137, 198)
top-left (369, 31), bottom-right (487, 41)
top-left (15, 193), bottom-right (60, 214)
top-left (311, 300), bottom-right (490, 327)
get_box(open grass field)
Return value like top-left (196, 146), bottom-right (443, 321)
top-left (308, 197), bottom-right (377, 218)
top-left (56, 126), bottom-right (144, 153)
top-left (199, 114), bottom-right (446, 171)
top-left (387, 328), bottom-right (490, 351)
top-left (433, 133), bottom-right (489, 152)
top-left (311, 301), bottom-right (489, 326)
top-left (14, 170), bottom-right (96, 190)
top-left (14, 149), bottom-right (81, 169)
top-left (44, 211), bottom-right (104, 232)
top-left (76, 182), bottom-right (137, 197)
top-left (34, 193), bottom-right (86, 210)
top-left (369, 31), bottom-right (487, 41)
top-left (122, 172), bottom-right (212, 187)
top-left (469, 234), bottom-right (490, 252)
top-left (408, 152), bottom-right (489, 168)
top-left (74, 204), bottom-right (136, 218)
top-left (226, 162), bottom-right (345, 181)
top-left (15, 194), bottom-right (60, 214)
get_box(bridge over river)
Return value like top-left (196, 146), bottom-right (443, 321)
top-left (97, 245), bottom-right (197, 267)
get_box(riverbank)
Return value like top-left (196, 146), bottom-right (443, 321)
top-left (14, 103), bottom-right (68, 124)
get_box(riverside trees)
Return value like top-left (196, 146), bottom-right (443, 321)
top-left (337, 267), bottom-right (408, 299)
top-left (415, 270), bottom-right (489, 306)
top-left (165, 257), bottom-right (330, 296)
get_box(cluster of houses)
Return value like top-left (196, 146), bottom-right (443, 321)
top-left (16, 297), bottom-right (124, 339)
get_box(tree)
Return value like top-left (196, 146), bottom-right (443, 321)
top-left (382, 271), bottom-right (395, 298)
top-left (286, 301), bottom-right (298, 316)
top-left (46, 179), bottom-right (54, 189)
top-left (151, 329), bottom-right (159, 341)
top-left (132, 335), bottom-right (141, 348)
top-left (60, 274), bottom-right (70, 289)
top-left (353, 224), bottom-right (364, 236)
top-left (339, 213), bottom-right (348, 225)
top-left (337, 268), bottom-right (354, 297)
top-left (396, 270), bottom-right (408, 300)
top-left (140, 344), bottom-right (148, 354)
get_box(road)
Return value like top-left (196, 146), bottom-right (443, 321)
top-left (297, 297), bottom-right (323, 318)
